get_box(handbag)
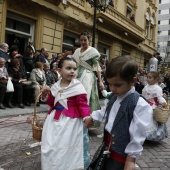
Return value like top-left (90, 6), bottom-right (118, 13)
top-left (6, 78), bottom-right (14, 92)
top-left (87, 142), bottom-right (110, 170)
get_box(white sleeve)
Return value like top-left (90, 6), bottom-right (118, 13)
top-left (125, 97), bottom-right (153, 158)
top-left (156, 86), bottom-right (167, 104)
top-left (91, 99), bottom-right (109, 121)
top-left (157, 96), bottom-right (166, 105)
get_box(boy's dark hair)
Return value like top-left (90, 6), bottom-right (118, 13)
top-left (58, 57), bottom-right (76, 68)
top-left (106, 55), bottom-right (138, 82)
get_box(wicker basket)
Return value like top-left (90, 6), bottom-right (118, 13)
top-left (32, 92), bottom-right (46, 141)
top-left (153, 107), bottom-right (170, 123)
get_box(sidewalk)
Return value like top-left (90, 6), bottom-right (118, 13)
top-left (0, 99), bottom-right (104, 118)
top-left (0, 104), bottom-right (49, 118)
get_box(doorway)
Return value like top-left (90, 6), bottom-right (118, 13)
top-left (5, 13), bottom-right (35, 55)
top-left (5, 33), bottom-right (28, 55)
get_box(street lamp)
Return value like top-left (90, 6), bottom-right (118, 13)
top-left (86, 0), bottom-right (111, 47)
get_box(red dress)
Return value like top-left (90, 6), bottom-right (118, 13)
top-left (46, 93), bottom-right (91, 120)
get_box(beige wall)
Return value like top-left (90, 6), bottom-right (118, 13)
top-left (0, 0), bottom-right (158, 65)
top-left (42, 12), bottom-right (63, 54)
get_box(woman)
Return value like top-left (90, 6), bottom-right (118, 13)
top-left (0, 57), bottom-right (13, 109)
top-left (72, 31), bottom-right (104, 113)
top-left (50, 62), bottom-right (60, 82)
top-left (23, 48), bottom-right (34, 79)
top-left (8, 45), bottom-right (25, 72)
top-left (29, 62), bottom-right (47, 106)
top-left (8, 58), bottom-right (33, 108)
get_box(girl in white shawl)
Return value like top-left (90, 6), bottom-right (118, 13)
top-left (41, 57), bottom-right (91, 170)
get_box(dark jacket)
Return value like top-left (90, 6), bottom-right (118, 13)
top-left (7, 67), bottom-right (27, 84)
top-left (104, 91), bottom-right (140, 157)
top-left (23, 56), bottom-right (34, 73)
top-left (34, 54), bottom-right (46, 63)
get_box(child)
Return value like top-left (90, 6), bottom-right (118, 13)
top-left (142, 72), bottom-right (168, 141)
top-left (41, 57), bottom-right (91, 170)
top-left (84, 55), bottom-right (152, 170)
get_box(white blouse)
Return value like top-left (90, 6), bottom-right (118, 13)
top-left (92, 87), bottom-right (153, 158)
top-left (142, 84), bottom-right (166, 109)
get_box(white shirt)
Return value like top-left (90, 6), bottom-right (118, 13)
top-left (92, 87), bottom-right (153, 158)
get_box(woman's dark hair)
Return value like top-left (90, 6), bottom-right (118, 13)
top-left (80, 31), bottom-right (90, 40)
top-left (106, 55), bottom-right (138, 82)
top-left (10, 58), bottom-right (20, 67)
top-left (24, 48), bottom-right (33, 56)
top-left (58, 57), bottom-right (76, 68)
top-left (9, 45), bottom-right (19, 54)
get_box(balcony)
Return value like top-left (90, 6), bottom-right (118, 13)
top-left (67, 1), bottom-right (144, 43)
top-left (102, 6), bottom-right (144, 42)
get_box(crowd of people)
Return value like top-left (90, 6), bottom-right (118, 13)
top-left (0, 31), bottom-right (169, 170)
top-left (0, 42), bottom-right (81, 109)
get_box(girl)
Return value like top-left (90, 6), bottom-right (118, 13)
top-left (84, 55), bottom-right (152, 170)
top-left (142, 72), bottom-right (168, 141)
top-left (41, 57), bottom-right (91, 170)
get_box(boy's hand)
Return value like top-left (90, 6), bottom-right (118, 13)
top-left (83, 116), bottom-right (94, 128)
top-left (124, 155), bottom-right (136, 170)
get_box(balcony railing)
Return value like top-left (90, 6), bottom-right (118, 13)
top-left (104, 6), bottom-right (144, 37)
top-left (67, 0), bottom-right (144, 39)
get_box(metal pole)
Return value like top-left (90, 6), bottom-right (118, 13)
top-left (92, 0), bottom-right (97, 47)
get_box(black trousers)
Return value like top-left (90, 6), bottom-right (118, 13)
top-left (105, 157), bottom-right (124, 170)
top-left (13, 83), bottom-right (34, 104)
top-left (23, 84), bottom-right (34, 103)
top-left (13, 83), bottom-right (23, 104)
top-left (0, 83), bottom-right (13, 104)
top-left (0, 83), bottom-right (7, 103)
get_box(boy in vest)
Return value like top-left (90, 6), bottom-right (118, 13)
top-left (84, 55), bottom-right (153, 170)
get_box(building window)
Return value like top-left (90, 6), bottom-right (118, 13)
top-left (98, 43), bottom-right (110, 60)
top-left (5, 13), bottom-right (35, 54)
top-left (108, 0), bottom-right (114, 7)
top-left (145, 12), bottom-right (150, 38)
top-left (159, 0), bottom-right (161, 4)
top-left (158, 10), bottom-right (161, 14)
top-left (145, 20), bottom-right (149, 37)
top-left (62, 31), bottom-right (79, 52)
top-left (150, 17), bottom-right (155, 40)
top-left (158, 21), bottom-right (160, 24)
top-left (126, 4), bottom-right (132, 19)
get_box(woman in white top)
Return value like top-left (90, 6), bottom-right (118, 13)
top-left (30, 62), bottom-right (47, 106)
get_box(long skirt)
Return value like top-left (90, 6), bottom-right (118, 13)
top-left (146, 119), bottom-right (168, 141)
top-left (78, 69), bottom-right (101, 129)
top-left (41, 110), bottom-right (90, 170)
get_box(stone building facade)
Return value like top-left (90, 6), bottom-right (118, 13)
top-left (0, 0), bottom-right (158, 68)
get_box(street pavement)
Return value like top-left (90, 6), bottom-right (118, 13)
top-left (0, 101), bottom-right (170, 170)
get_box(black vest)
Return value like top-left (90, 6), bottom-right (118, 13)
top-left (104, 91), bottom-right (140, 157)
